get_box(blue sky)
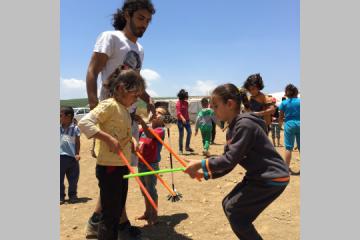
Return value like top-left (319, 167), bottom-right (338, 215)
top-left (61, 0), bottom-right (299, 99)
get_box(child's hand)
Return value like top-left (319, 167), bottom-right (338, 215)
top-left (75, 155), bottom-right (81, 161)
top-left (106, 136), bottom-right (122, 153)
top-left (184, 160), bottom-right (203, 179)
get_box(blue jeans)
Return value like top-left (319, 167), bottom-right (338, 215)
top-left (60, 154), bottom-right (79, 199)
top-left (177, 120), bottom-right (192, 151)
top-left (138, 162), bottom-right (159, 202)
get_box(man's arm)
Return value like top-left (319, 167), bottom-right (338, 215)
top-left (139, 91), bottom-right (156, 116)
top-left (134, 115), bottom-right (154, 139)
top-left (86, 52), bottom-right (108, 110)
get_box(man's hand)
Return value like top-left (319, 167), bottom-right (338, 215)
top-left (147, 102), bottom-right (156, 118)
top-left (131, 137), bottom-right (139, 153)
top-left (75, 155), bottom-right (81, 161)
top-left (89, 98), bottom-right (99, 110)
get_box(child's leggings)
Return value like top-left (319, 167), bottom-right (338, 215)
top-left (200, 125), bottom-right (212, 151)
top-left (222, 178), bottom-right (288, 240)
top-left (96, 165), bottom-right (129, 240)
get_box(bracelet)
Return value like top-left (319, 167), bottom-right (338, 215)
top-left (201, 159), bottom-right (209, 180)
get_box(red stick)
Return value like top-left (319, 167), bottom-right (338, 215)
top-left (135, 151), bottom-right (177, 196)
top-left (117, 150), bottom-right (158, 211)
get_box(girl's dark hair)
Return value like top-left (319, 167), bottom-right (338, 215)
top-left (212, 83), bottom-right (247, 110)
top-left (110, 69), bottom-right (146, 96)
top-left (112, 0), bottom-right (156, 30)
top-left (285, 84), bottom-right (299, 98)
top-left (177, 89), bottom-right (189, 100)
top-left (61, 106), bottom-right (74, 119)
top-left (243, 73), bottom-right (264, 91)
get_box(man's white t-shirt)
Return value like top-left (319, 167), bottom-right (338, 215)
top-left (93, 30), bottom-right (144, 101)
top-left (93, 30), bottom-right (144, 166)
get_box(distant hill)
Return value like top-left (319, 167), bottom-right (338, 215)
top-left (60, 96), bottom-right (206, 107)
top-left (60, 98), bottom-right (88, 107)
top-left (60, 98), bottom-right (148, 108)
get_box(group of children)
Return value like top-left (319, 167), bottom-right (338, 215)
top-left (60, 68), bottom-right (299, 239)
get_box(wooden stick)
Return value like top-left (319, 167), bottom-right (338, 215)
top-left (135, 151), bottom-right (177, 196)
top-left (117, 150), bottom-right (158, 211)
top-left (147, 128), bottom-right (201, 182)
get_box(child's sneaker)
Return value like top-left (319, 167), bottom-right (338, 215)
top-left (185, 147), bottom-right (194, 152)
top-left (84, 217), bottom-right (99, 239)
top-left (202, 150), bottom-right (210, 157)
top-left (178, 150), bottom-right (183, 155)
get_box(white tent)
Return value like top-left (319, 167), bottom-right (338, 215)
top-left (268, 91), bottom-right (301, 107)
top-left (154, 97), bottom-right (204, 123)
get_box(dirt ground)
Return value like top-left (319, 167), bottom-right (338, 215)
top-left (60, 124), bottom-right (300, 240)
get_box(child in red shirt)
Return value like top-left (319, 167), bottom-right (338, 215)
top-left (134, 107), bottom-right (166, 226)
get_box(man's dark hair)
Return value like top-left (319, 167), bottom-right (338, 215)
top-left (61, 106), bottom-right (74, 119)
top-left (112, 0), bottom-right (156, 30)
top-left (243, 73), bottom-right (264, 91)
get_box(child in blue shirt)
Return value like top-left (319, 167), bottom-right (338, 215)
top-left (279, 84), bottom-right (300, 174)
top-left (60, 106), bottom-right (81, 204)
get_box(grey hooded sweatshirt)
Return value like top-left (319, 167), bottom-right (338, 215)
top-left (207, 113), bottom-right (289, 181)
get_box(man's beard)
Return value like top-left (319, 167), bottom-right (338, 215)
top-left (130, 19), bottom-right (145, 38)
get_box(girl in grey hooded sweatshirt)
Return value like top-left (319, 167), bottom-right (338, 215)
top-left (185, 83), bottom-right (290, 240)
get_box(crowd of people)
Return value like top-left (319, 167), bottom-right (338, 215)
top-left (60, 1), bottom-right (300, 239)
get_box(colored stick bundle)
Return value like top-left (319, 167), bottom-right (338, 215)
top-left (123, 167), bottom-right (186, 179)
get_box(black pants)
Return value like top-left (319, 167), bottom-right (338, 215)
top-left (60, 155), bottom-right (79, 199)
top-left (96, 165), bottom-right (129, 240)
top-left (222, 179), bottom-right (288, 240)
top-left (211, 120), bottom-right (216, 143)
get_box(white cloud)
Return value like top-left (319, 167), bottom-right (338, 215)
top-left (140, 69), bottom-right (160, 86)
top-left (146, 89), bottom-right (159, 97)
top-left (189, 80), bottom-right (218, 96)
top-left (60, 77), bottom-right (87, 99)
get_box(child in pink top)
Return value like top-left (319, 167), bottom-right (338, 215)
top-left (176, 89), bottom-right (194, 154)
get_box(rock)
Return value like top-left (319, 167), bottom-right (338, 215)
top-left (72, 226), bottom-right (78, 230)
top-left (217, 185), bottom-right (221, 189)
top-left (233, 180), bottom-right (237, 183)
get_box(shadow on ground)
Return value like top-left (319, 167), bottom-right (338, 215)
top-left (140, 213), bottom-right (192, 240)
top-left (66, 197), bottom-right (92, 204)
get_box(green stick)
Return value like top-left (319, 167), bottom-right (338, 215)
top-left (123, 167), bottom-right (186, 179)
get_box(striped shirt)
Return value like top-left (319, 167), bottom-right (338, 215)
top-left (60, 123), bottom-right (80, 157)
